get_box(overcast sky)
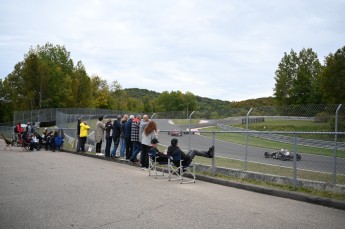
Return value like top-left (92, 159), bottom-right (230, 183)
top-left (1, 0), bottom-right (344, 101)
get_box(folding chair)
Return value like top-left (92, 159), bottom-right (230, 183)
top-left (148, 151), bottom-right (169, 179)
top-left (168, 152), bottom-right (196, 184)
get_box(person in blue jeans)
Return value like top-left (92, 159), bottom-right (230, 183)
top-left (119, 115), bottom-right (128, 158)
top-left (111, 115), bottom-right (121, 158)
top-left (130, 115), bottom-right (141, 162)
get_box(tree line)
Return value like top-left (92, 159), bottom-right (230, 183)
top-left (0, 43), bottom-right (344, 124)
top-left (0, 43), bottom-right (231, 123)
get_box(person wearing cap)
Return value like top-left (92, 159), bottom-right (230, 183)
top-left (167, 138), bottom-right (214, 167)
top-left (141, 120), bottom-right (159, 170)
top-left (148, 138), bottom-right (168, 163)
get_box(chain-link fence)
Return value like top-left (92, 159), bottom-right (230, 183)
top-left (1, 104), bottom-right (344, 192)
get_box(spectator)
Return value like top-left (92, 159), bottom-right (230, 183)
top-left (119, 114), bottom-right (128, 158)
top-left (76, 118), bottom-right (82, 152)
top-left (125, 115), bottom-right (134, 160)
top-left (148, 138), bottom-right (168, 163)
top-left (30, 133), bottom-right (39, 151)
top-left (15, 122), bottom-right (23, 143)
top-left (141, 120), bottom-right (159, 170)
top-left (105, 119), bottom-right (113, 158)
top-left (130, 115), bottom-right (141, 163)
top-left (26, 122), bottom-right (32, 133)
top-left (95, 117), bottom-right (105, 156)
top-left (111, 115), bottom-right (122, 158)
top-left (167, 138), bottom-right (214, 167)
top-left (80, 121), bottom-right (90, 153)
top-left (139, 115), bottom-right (149, 143)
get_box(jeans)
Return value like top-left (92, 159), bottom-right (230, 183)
top-left (141, 144), bottom-right (150, 168)
top-left (125, 137), bottom-right (132, 160)
top-left (105, 137), bottom-right (112, 157)
top-left (80, 137), bottom-right (87, 152)
top-left (119, 137), bottom-right (126, 157)
top-left (111, 137), bottom-right (120, 157)
top-left (130, 141), bottom-right (141, 161)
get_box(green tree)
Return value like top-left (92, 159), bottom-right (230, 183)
top-left (320, 46), bottom-right (345, 104)
top-left (274, 48), bottom-right (322, 105)
top-left (90, 75), bottom-right (112, 109)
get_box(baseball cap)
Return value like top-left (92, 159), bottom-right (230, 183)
top-left (151, 138), bottom-right (159, 144)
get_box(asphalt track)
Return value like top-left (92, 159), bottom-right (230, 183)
top-left (154, 119), bottom-right (345, 175)
top-left (1, 141), bottom-right (345, 229)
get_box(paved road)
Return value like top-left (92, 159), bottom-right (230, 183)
top-left (0, 143), bottom-right (344, 229)
top-left (154, 119), bottom-right (345, 175)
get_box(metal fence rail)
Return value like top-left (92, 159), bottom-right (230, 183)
top-left (1, 104), bottom-right (344, 193)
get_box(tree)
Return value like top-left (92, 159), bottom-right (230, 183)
top-left (274, 48), bottom-right (322, 105)
top-left (320, 46), bottom-right (345, 104)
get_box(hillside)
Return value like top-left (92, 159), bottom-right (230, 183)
top-left (126, 88), bottom-right (281, 110)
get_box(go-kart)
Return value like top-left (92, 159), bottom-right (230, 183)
top-left (264, 149), bottom-right (301, 161)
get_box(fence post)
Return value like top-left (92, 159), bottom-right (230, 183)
top-left (244, 108), bottom-right (253, 171)
top-left (188, 111), bottom-right (195, 152)
top-left (333, 104), bottom-right (342, 185)
top-left (150, 113), bottom-right (156, 120)
top-left (293, 133), bottom-right (298, 188)
top-left (212, 132), bottom-right (216, 175)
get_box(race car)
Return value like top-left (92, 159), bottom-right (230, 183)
top-left (264, 149), bottom-right (301, 161)
top-left (168, 130), bottom-right (183, 136)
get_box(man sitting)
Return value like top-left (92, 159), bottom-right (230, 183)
top-left (167, 138), bottom-right (214, 167)
top-left (148, 138), bottom-right (169, 163)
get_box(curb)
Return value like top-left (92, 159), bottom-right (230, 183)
top-left (65, 150), bottom-right (345, 211)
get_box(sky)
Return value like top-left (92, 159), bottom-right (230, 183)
top-left (0, 0), bottom-right (344, 101)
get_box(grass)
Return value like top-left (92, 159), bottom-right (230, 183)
top-left (193, 156), bottom-right (345, 185)
top-left (172, 119), bottom-right (200, 125)
top-left (200, 126), bottom-right (345, 158)
top-left (198, 170), bottom-right (345, 202)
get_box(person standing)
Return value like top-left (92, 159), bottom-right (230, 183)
top-left (130, 115), bottom-right (141, 163)
top-left (141, 120), bottom-right (159, 170)
top-left (125, 115), bottom-right (134, 160)
top-left (104, 119), bottom-right (113, 157)
top-left (119, 114), bottom-right (128, 158)
top-left (80, 121), bottom-right (90, 153)
top-left (76, 118), bottom-right (82, 152)
top-left (111, 115), bottom-right (122, 158)
top-left (139, 115), bottom-right (149, 164)
top-left (95, 116), bottom-right (105, 156)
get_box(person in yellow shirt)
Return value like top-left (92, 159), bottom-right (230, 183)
top-left (80, 121), bottom-right (90, 153)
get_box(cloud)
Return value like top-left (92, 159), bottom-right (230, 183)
top-left (1, 0), bottom-right (344, 101)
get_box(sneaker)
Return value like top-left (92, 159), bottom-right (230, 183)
top-left (208, 146), bottom-right (215, 158)
top-left (100, 153), bottom-right (105, 156)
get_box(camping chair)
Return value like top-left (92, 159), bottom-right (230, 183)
top-left (1, 133), bottom-right (14, 151)
top-left (54, 136), bottom-right (63, 151)
top-left (168, 151), bottom-right (196, 184)
top-left (148, 151), bottom-right (170, 179)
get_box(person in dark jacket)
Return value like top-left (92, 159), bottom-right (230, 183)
top-left (148, 138), bottom-right (168, 163)
top-left (76, 118), bottom-right (82, 152)
top-left (105, 119), bottom-right (113, 157)
top-left (111, 115), bottom-right (122, 158)
top-left (119, 115), bottom-right (128, 158)
top-left (167, 138), bottom-right (214, 167)
top-left (124, 115), bottom-right (134, 160)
